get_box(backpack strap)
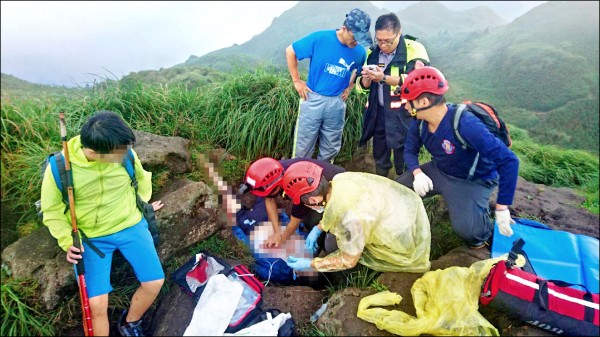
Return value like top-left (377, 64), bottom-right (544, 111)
top-left (122, 148), bottom-right (137, 191)
top-left (453, 104), bottom-right (479, 181)
top-left (452, 104), bottom-right (469, 149)
top-left (48, 152), bottom-right (71, 214)
top-left (122, 148), bottom-right (146, 213)
top-left (78, 228), bottom-right (106, 258)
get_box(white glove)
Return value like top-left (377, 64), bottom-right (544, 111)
top-left (413, 172), bottom-right (433, 197)
top-left (495, 209), bottom-right (516, 236)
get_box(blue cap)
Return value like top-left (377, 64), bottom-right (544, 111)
top-left (344, 8), bottom-right (372, 48)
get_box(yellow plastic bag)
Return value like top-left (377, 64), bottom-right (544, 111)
top-left (357, 257), bottom-right (505, 336)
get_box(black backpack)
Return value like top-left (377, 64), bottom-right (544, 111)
top-left (453, 101), bottom-right (512, 149)
top-left (36, 148), bottom-right (159, 247)
top-left (419, 101), bottom-right (513, 180)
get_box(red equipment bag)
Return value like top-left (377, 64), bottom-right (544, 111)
top-left (480, 239), bottom-right (599, 336)
top-left (171, 250), bottom-right (265, 333)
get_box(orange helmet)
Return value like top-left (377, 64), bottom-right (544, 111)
top-left (244, 157), bottom-right (284, 197)
top-left (282, 161), bottom-right (323, 205)
top-left (400, 66), bottom-right (449, 101)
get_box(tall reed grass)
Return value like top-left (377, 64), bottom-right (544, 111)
top-left (1, 67), bottom-right (598, 236)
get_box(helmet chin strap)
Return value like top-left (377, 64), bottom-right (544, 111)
top-left (408, 96), bottom-right (443, 117)
top-left (408, 101), bottom-right (432, 116)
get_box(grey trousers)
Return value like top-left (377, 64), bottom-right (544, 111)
top-left (292, 91), bottom-right (346, 162)
top-left (396, 161), bottom-right (497, 246)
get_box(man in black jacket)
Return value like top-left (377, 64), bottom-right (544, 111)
top-left (356, 13), bottom-right (430, 178)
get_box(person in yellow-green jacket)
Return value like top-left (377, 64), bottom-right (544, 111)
top-left (40, 110), bottom-right (164, 336)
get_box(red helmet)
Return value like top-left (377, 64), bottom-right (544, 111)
top-left (282, 161), bottom-right (324, 205)
top-left (244, 157), bottom-right (284, 197)
top-left (400, 66), bottom-right (449, 101)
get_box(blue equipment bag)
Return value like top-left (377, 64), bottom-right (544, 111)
top-left (491, 218), bottom-right (599, 293)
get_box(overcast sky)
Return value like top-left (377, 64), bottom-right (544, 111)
top-left (1, 1), bottom-right (545, 87)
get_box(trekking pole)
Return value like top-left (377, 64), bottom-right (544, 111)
top-left (59, 112), bottom-right (94, 336)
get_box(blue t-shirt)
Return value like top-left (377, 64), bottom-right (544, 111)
top-left (404, 104), bottom-right (519, 205)
top-left (292, 30), bottom-right (366, 96)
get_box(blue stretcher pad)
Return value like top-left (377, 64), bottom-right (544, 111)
top-left (491, 218), bottom-right (599, 294)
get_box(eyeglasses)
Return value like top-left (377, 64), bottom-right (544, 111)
top-left (375, 32), bottom-right (399, 46)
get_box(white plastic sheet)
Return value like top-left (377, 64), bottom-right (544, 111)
top-left (184, 274), bottom-right (243, 336)
top-left (223, 311), bottom-right (292, 336)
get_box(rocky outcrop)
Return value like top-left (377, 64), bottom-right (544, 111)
top-left (132, 130), bottom-right (190, 174)
top-left (152, 179), bottom-right (221, 262)
top-left (0, 227), bottom-right (75, 310)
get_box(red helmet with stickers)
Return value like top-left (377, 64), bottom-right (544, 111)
top-left (244, 157), bottom-right (284, 197)
top-left (399, 66), bottom-right (449, 101)
top-left (282, 161), bottom-right (324, 205)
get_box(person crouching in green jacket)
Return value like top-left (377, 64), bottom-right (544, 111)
top-left (40, 110), bottom-right (164, 336)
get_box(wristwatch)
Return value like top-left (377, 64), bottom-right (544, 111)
top-left (379, 75), bottom-right (387, 84)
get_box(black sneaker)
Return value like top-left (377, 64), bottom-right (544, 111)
top-left (118, 310), bottom-right (145, 336)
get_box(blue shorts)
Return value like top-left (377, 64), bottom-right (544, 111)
top-left (78, 217), bottom-right (164, 298)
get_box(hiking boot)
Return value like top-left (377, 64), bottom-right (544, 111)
top-left (375, 167), bottom-right (390, 178)
top-left (468, 241), bottom-right (490, 250)
top-left (118, 310), bottom-right (145, 336)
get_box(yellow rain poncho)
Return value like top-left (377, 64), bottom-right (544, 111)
top-left (313, 172), bottom-right (431, 273)
top-left (356, 256), bottom-right (521, 336)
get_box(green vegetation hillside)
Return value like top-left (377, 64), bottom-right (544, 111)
top-left (1, 73), bottom-right (85, 99)
top-left (398, 1), bottom-right (505, 36)
top-left (428, 1), bottom-right (599, 153)
top-left (120, 65), bottom-right (228, 88)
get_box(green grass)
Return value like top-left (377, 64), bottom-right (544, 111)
top-left (1, 278), bottom-right (56, 336)
top-left (513, 139), bottom-right (599, 187)
top-left (322, 264), bottom-right (384, 297)
top-left (297, 321), bottom-right (338, 336)
top-left (581, 177), bottom-right (600, 214)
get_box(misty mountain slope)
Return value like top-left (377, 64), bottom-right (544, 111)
top-left (507, 1), bottom-right (599, 71)
top-left (180, 1), bottom-right (385, 71)
top-left (179, 1), bottom-right (503, 71)
top-left (0, 73), bottom-right (83, 98)
top-left (426, 1), bottom-right (599, 152)
top-left (397, 1), bottom-right (505, 37)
